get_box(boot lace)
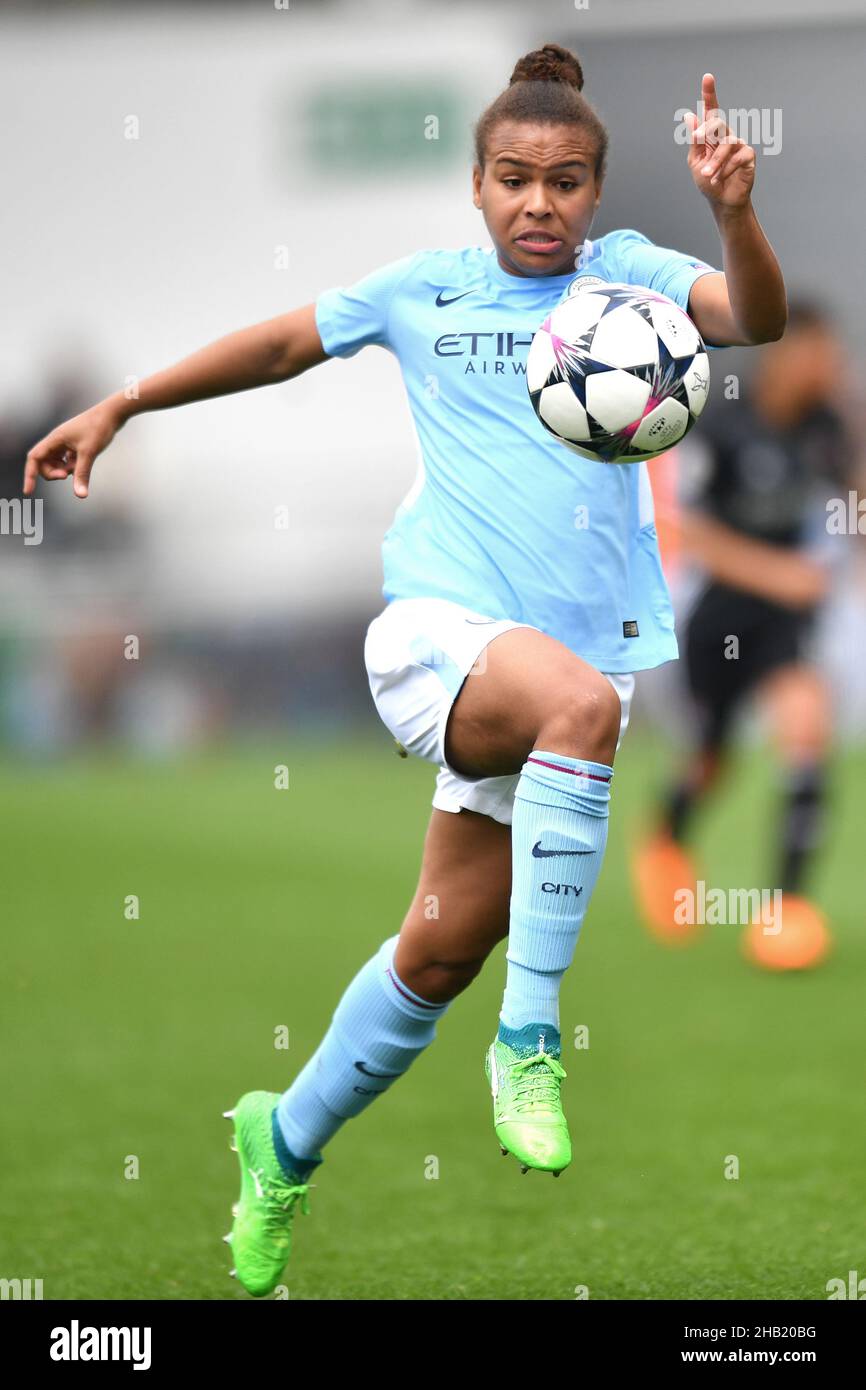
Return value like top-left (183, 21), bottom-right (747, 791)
top-left (254, 1169), bottom-right (315, 1230)
top-left (510, 1051), bottom-right (567, 1113)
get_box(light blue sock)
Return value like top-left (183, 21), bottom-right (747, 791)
top-left (499, 750), bottom-right (613, 1042)
top-left (276, 934), bottom-right (450, 1170)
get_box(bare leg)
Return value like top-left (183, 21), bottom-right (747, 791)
top-left (757, 663), bottom-right (832, 765)
top-left (394, 627), bottom-right (622, 1003)
top-left (757, 662), bottom-right (833, 893)
top-left (444, 627), bottom-right (622, 775)
top-left (394, 808), bottom-right (511, 1003)
top-left (274, 631), bottom-right (623, 1175)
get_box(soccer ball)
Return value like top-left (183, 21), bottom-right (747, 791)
top-left (527, 278), bottom-right (710, 464)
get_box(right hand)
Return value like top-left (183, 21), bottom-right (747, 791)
top-left (23, 400), bottom-right (126, 499)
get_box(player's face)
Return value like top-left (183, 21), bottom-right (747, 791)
top-left (796, 327), bottom-right (844, 405)
top-left (766, 326), bottom-right (844, 411)
top-left (473, 121), bottom-right (602, 279)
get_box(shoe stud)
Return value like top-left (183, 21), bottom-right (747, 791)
top-left (222, 1109), bottom-right (235, 1120)
top-left (232, 1202), bottom-right (239, 1217)
top-left (552, 1170), bottom-right (562, 1178)
top-left (229, 1138), bottom-right (238, 1152)
top-left (222, 1233), bottom-right (232, 1244)
top-left (520, 1164), bottom-right (530, 1174)
top-left (228, 1268), bottom-right (237, 1279)
top-left (499, 1146), bottom-right (508, 1156)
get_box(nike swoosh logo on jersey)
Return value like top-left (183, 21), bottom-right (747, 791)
top-left (532, 840), bottom-right (594, 858)
top-left (435, 289), bottom-right (474, 306)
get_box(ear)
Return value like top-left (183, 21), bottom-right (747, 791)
top-left (471, 165), bottom-right (482, 208)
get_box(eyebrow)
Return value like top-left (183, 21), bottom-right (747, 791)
top-left (494, 158), bottom-right (589, 171)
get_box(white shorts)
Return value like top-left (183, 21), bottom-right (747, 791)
top-left (364, 597), bottom-right (635, 826)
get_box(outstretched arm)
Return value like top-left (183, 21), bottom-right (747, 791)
top-left (24, 303), bottom-right (328, 499)
top-left (668, 505), bottom-right (828, 609)
top-left (682, 74), bottom-right (787, 347)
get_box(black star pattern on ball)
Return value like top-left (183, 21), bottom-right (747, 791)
top-left (594, 284), bottom-right (658, 323)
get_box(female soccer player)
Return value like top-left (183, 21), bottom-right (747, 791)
top-left (24, 43), bottom-right (786, 1296)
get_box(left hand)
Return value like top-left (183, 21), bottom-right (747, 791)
top-left (682, 73), bottom-right (756, 210)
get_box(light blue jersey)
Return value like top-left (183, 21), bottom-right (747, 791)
top-left (314, 230), bottom-right (720, 672)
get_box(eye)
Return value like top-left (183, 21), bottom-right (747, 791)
top-left (502, 177), bottom-right (522, 188)
top-left (556, 180), bottom-right (578, 191)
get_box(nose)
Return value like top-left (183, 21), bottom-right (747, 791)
top-left (522, 180), bottom-right (555, 219)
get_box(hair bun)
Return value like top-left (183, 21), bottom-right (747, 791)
top-left (509, 42), bottom-right (584, 92)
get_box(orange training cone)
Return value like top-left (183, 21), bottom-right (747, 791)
top-left (741, 894), bottom-right (831, 971)
top-left (631, 831), bottom-right (702, 946)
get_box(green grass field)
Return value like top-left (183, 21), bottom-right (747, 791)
top-left (2, 730), bottom-right (864, 1300)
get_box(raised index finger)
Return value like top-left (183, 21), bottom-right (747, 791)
top-left (702, 72), bottom-right (720, 118)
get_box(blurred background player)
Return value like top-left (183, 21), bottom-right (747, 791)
top-left (633, 301), bottom-right (855, 967)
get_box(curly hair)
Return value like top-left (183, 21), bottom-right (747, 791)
top-left (473, 42), bottom-right (608, 183)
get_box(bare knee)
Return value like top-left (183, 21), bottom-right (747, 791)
top-left (536, 677), bottom-right (622, 764)
top-left (694, 744), bottom-right (726, 792)
top-left (760, 667), bottom-right (832, 762)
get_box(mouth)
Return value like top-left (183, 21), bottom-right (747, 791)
top-left (514, 231), bottom-right (564, 255)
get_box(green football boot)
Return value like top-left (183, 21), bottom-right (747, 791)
top-left (485, 1026), bottom-right (571, 1176)
top-left (221, 1090), bottom-right (321, 1297)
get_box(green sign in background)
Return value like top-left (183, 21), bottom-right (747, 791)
top-left (304, 82), bottom-right (464, 173)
